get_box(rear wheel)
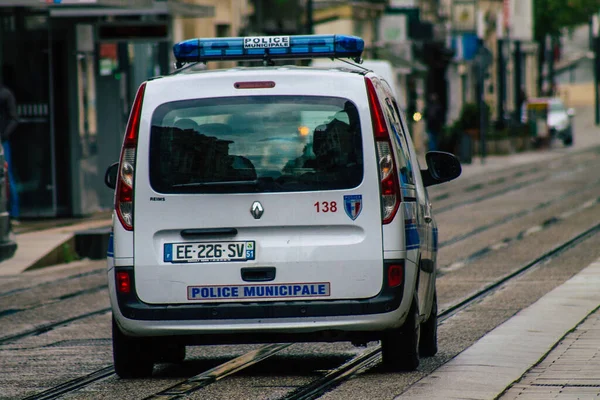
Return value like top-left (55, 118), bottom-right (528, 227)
top-left (112, 318), bottom-right (155, 378)
top-left (419, 291), bottom-right (438, 357)
top-left (381, 299), bottom-right (420, 371)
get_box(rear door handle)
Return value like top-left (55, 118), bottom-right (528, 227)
top-left (241, 267), bottom-right (276, 282)
top-left (424, 203), bottom-right (433, 223)
top-left (180, 228), bottom-right (238, 238)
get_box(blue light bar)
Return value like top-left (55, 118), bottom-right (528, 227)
top-left (173, 34), bottom-right (364, 64)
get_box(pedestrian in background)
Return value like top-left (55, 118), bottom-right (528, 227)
top-left (0, 74), bottom-right (19, 219)
top-left (425, 93), bottom-right (443, 152)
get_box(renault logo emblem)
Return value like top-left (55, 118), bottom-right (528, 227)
top-left (251, 201), bottom-right (264, 219)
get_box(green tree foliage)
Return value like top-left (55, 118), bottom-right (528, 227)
top-left (535, 0), bottom-right (600, 40)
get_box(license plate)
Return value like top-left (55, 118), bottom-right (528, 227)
top-left (164, 241), bottom-right (255, 263)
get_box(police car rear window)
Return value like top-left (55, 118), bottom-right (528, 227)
top-left (149, 96), bottom-right (363, 194)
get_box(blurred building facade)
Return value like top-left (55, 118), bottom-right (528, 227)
top-left (418, 0), bottom-right (539, 125)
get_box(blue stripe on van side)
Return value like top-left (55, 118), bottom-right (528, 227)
top-left (403, 201), bottom-right (420, 250)
top-left (405, 223), bottom-right (420, 250)
top-left (107, 233), bottom-right (114, 257)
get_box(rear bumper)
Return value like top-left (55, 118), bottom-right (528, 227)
top-left (109, 262), bottom-right (415, 341)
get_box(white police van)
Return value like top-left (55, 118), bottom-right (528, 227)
top-left (104, 34), bottom-right (462, 378)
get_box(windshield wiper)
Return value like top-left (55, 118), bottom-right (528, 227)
top-left (172, 180), bottom-right (259, 188)
top-left (172, 177), bottom-right (299, 191)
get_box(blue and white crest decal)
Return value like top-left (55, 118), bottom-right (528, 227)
top-left (344, 195), bottom-right (362, 220)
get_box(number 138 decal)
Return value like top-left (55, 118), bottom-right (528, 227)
top-left (314, 201), bottom-right (337, 213)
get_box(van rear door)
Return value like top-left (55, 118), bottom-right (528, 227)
top-left (132, 74), bottom-right (384, 304)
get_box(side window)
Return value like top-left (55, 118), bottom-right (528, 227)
top-left (384, 98), bottom-right (415, 186)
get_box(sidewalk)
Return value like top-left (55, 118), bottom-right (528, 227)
top-left (0, 211), bottom-right (112, 275)
top-left (500, 308), bottom-right (600, 399)
top-left (396, 259), bottom-right (600, 400)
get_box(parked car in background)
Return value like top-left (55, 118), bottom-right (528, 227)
top-left (522, 97), bottom-right (575, 147)
top-left (0, 146), bottom-right (17, 262)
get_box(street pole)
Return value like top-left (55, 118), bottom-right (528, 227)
top-left (478, 54), bottom-right (486, 162)
top-left (514, 40), bottom-right (522, 123)
top-left (548, 35), bottom-right (555, 96)
top-left (591, 16), bottom-right (595, 51)
top-left (596, 35), bottom-right (600, 125)
top-left (306, 0), bottom-right (314, 35)
top-left (460, 64), bottom-right (467, 106)
top-left (497, 39), bottom-right (505, 126)
top-left (256, 0), bottom-right (264, 34)
top-left (496, 11), bottom-right (506, 127)
top-left (594, 15), bottom-right (600, 125)
top-left (477, 11), bottom-right (486, 164)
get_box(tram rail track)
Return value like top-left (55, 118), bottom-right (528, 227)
top-left (0, 268), bottom-right (105, 299)
top-left (20, 366), bottom-right (116, 400)
top-left (429, 146), bottom-right (600, 205)
top-left (439, 194), bottom-right (600, 274)
top-left (438, 176), bottom-right (600, 248)
top-left (435, 161), bottom-right (592, 213)
top-left (0, 284), bottom-right (106, 318)
top-left (0, 307), bottom-right (111, 346)
top-left (20, 344), bottom-right (293, 400)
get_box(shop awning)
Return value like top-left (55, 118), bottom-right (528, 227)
top-left (0, 0), bottom-right (154, 7)
top-left (47, 0), bottom-right (214, 17)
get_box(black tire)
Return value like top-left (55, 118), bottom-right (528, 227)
top-left (112, 317), bottom-right (155, 378)
top-left (154, 342), bottom-right (186, 364)
top-left (563, 135), bottom-right (573, 146)
top-left (419, 291), bottom-right (438, 357)
top-left (381, 299), bottom-right (420, 371)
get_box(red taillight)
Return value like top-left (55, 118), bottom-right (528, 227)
top-left (366, 77), bottom-right (401, 224)
top-left (125, 83), bottom-right (146, 143)
top-left (115, 82), bottom-right (146, 231)
top-left (116, 271), bottom-right (131, 294)
top-left (366, 78), bottom-right (388, 139)
top-left (388, 264), bottom-right (403, 288)
top-left (381, 174), bottom-right (396, 196)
